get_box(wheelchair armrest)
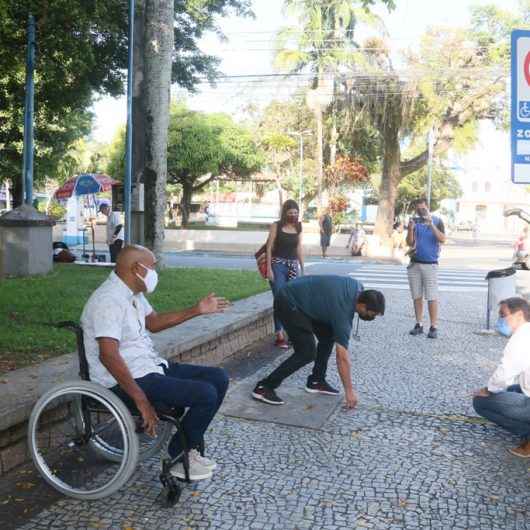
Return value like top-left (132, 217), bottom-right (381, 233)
top-left (54, 321), bottom-right (83, 333)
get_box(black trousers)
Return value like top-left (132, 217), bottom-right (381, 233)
top-left (109, 239), bottom-right (123, 263)
top-left (259, 293), bottom-right (335, 389)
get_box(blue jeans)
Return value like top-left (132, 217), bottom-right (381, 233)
top-left (111, 363), bottom-right (229, 458)
top-left (269, 261), bottom-right (292, 333)
top-left (473, 384), bottom-right (530, 438)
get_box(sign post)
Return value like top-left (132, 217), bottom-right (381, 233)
top-left (511, 30), bottom-right (530, 184)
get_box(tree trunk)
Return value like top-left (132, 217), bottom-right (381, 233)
top-left (374, 129), bottom-right (401, 241)
top-left (143, 0), bottom-right (174, 262)
top-left (180, 181), bottom-right (193, 226)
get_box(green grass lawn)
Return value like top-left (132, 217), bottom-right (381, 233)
top-left (0, 264), bottom-right (268, 374)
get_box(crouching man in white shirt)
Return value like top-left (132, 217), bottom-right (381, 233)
top-left (472, 297), bottom-right (530, 457)
top-left (81, 245), bottom-right (230, 480)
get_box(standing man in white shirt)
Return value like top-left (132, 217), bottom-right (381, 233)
top-left (99, 203), bottom-right (124, 263)
top-left (472, 297), bottom-right (530, 457)
top-left (81, 244), bottom-right (230, 481)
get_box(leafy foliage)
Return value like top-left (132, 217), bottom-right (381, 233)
top-left (324, 155), bottom-right (369, 189)
top-left (396, 165), bottom-right (462, 217)
top-left (0, 0), bottom-right (254, 205)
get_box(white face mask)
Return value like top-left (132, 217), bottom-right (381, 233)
top-left (136, 263), bottom-right (158, 293)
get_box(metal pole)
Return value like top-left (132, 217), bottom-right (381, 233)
top-left (299, 135), bottom-right (303, 206)
top-left (124, 0), bottom-right (135, 243)
top-left (22, 14), bottom-right (36, 206)
top-left (426, 127), bottom-right (434, 209)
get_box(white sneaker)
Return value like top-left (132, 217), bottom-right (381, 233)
top-left (169, 458), bottom-right (213, 481)
top-left (190, 448), bottom-right (217, 471)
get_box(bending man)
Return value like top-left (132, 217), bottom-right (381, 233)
top-left (252, 275), bottom-right (385, 408)
top-left (81, 245), bottom-right (230, 481)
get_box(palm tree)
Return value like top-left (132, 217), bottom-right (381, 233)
top-left (274, 0), bottom-right (394, 208)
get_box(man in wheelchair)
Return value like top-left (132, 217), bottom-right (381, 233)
top-left (80, 245), bottom-right (230, 481)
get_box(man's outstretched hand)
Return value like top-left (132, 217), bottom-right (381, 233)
top-left (197, 293), bottom-right (231, 315)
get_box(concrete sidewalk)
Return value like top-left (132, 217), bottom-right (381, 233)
top-left (8, 286), bottom-right (530, 530)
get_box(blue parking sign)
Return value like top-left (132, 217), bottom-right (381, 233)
top-left (512, 30), bottom-right (530, 183)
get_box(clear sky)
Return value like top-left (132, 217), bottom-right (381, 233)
top-left (92, 0), bottom-right (520, 143)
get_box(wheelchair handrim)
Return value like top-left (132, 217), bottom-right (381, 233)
top-left (30, 386), bottom-right (133, 498)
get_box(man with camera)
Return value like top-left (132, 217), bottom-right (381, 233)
top-left (406, 198), bottom-right (446, 339)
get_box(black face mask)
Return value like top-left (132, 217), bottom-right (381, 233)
top-left (359, 313), bottom-right (375, 321)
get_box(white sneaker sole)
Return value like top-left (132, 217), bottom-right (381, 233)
top-left (170, 468), bottom-right (213, 481)
top-left (252, 392), bottom-right (284, 405)
top-left (305, 387), bottom-right (340, 396)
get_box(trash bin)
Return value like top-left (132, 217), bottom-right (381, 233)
top-left (485, 267), bottom-right (516, 328)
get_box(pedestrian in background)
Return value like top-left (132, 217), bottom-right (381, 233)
top-left (406, 198), bottom-right (446, 339)
top-left (99, 203), bottom-right (124, 263)
top-left (319, 208), bottom-right (333, 258)
top-left (391, 221), bottom-right (406, 262)
top-left (472, 297), bottom-right (530, 458)
top-left (347, 222), bottom-right (366, 257)
top-left (266, 199), bottom-right (304, 349)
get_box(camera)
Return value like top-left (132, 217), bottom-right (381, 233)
top-left (412, 216), bottom-right (427, 224)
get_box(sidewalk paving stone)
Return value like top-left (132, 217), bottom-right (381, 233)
top-left (12, 288), bottom-right (530, 530)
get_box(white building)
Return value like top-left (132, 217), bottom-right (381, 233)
top-left (443, 121), bottom-right (530, 235)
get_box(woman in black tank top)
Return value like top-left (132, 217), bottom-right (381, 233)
top-left (266, 199), bottom-right (305, 348)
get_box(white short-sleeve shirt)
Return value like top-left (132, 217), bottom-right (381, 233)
top-left (487, 322), bottom-right (530, 396)
top-left (80, 271), bottom-right (167, 387)
top-left (106, 211), bottom-right (124, 244)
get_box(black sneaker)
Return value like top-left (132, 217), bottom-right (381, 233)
top-left (409, 323), bottom-right (424, 336)
top-left (305, 379), bottom-right (340, 395)
top-left (427, 327), bottom-right (438, 339)
top-left (252, 384), bottom-right (285, 405)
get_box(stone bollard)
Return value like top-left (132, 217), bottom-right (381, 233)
top-left (0, 204), bottom-right (55, 278)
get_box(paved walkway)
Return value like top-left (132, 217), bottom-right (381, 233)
top-left (9, 288), bottom-right (530, 530)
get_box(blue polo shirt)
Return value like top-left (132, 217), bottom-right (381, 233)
top-left (412, 216), bottom-right (445, 264)
top-left (281, 275), bottom-right (362, 349)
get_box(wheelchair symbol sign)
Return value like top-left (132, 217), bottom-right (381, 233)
top-left (519, 101), bottom-right (530, 119)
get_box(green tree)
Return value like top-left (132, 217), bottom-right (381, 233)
top-left (340, 3), bottom-right (529, 241)
top-left (255, 98), bottom-right (316, 210)
top-left (395, 165), bottom-right (462, 217)
top-left (274, 0), bottom-right (395, 207)
top-left (132, 0), bottom-right (252, 253)
top-left (166, 105), bottom-right (263, 226)
top-left (0, 1), bottom-right (129, 206)
top-left (0, 0), bottom-right (252, 212)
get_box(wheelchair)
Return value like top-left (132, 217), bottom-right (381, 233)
top-left (27, 322), bottom-right (199, 505)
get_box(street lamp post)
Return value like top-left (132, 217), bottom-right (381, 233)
top-left (22, 14), bottom-right (36, 206)
top-left (287, 130), bottom-right (311, 208)
top-left (426, 127), bottom-right (435, 209)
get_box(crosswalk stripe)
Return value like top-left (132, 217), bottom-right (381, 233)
top-left (359, 282), bottom-right (487, 293)
top-left (348, 265), bottom-right (489, 292)
top-left (356, 267), bottom-right (486, 279)
top-left (351, 273), bottom-right (486, 286)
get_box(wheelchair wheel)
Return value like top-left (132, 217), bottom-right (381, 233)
top-left (28, 381), bottom-right (139, 500)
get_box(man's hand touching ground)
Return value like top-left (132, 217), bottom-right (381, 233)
top-left (197, 293), bottom-right (231, 315)
top-left (343, 389), bottom-right (358, 410)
